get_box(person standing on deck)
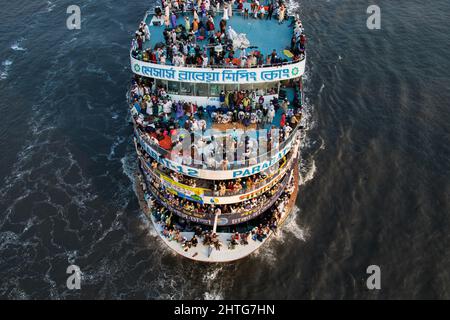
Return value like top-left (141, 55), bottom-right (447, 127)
top-left (184, 16), bottom-right (191, 31)
top-left (164, 3), bottom-right (170, 17)
top-left (228, 0), bottom-right (234, 18)
top-left (202, 52), bottom-right (209, 67)
top-left (193, 9), bottom-right (199, 22)
top-left (253, 0), bottom-right (259, 18)
top-left (143, 22), bottom-right (150, 41)
top-left (281, 98), bottom-right (289, 113)
top-left (300, 33), bottom-right (307, 50)
top-left (223, 4), bottom-right (230, 20)
top-left (164, 14), bottom-right (170, 28)
top-left (268, 104), bottom-right (275, 124)
top-left (170, 12), bottom-right (177, 28)
top-left (267, 2), bottom-right (274, 20)
top-left (278, 4), bottom-right (286, 24)
top-left (206, 16), bottom-right (215, 36)
top-left (280, 112), bottom-right (286, 128)
top-left (192, 18), bottom-right (199, 32)
top-left (216, 1), bottom-right (220, 13)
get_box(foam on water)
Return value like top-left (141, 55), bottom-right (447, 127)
top-left (11, 38), bottom-right (26, 51)
top-left (319, 83), bottom-right (325, 94)
top-left (0, 59), bottom-right (13, 80)
top-left (202, 267), bottom-right (222, 282)
top-left (203, 291), bottom-right (224, 300)
top-left (287, 0), bottom-right (301, 15)
top-left (120, 153), bottom-right (136, 185)
top-left (86, 63), bottom-right (115, 84)
top-left (278, 206), bottom-right (309, 241)
top-left (108, 136), bottom-right (126, 160)
top-left (46, 1), bottom-right (56, 12)
top-left (299, 159), bottom-right (316, 186)
top-left (201, 266), bottom-right (231, 300)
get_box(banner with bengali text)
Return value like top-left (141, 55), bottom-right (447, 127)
top-left (130, 55), bottom-right (306, 84)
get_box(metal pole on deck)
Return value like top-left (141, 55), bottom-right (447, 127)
top-left (212, 211), bottom-right (220, 234)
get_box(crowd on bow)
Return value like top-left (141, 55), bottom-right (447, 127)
top-left (139, 167), bottom-right (297, 253)
top-left (131, 0), bottom-right (306, 68)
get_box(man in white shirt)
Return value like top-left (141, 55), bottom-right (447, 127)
top-left (202, 53), bottom-right (209, 67)
top-left (143, 22), bottom-right (151, 41)
top-left (163, 99), bottom-right (172, 116)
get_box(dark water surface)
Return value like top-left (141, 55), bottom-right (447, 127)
top-left (0, 0), bottom-right (449, 299)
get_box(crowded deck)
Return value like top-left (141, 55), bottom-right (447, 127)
top-left (135, 148), bottom-right (299, 262)
top-left (129, 0), bottom-right (305, 262)
top-left (129, 73), bottom-right (304, 175)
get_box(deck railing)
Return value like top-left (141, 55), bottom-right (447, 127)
top-left (134, 122), bottom-right (300, 171)
top-left (137, 143), bottom-right (297, 197)
top-left (143, 165), bottom-right (291, 226)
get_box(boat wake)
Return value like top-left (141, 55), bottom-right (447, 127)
top-left (251, 206), bottom-right (309, 267)
top-left (11, 38), bottom-right (26, 51)
top-left (202, 267), bottom-right (226, 300)
top-left (299, 158), bottom-right (316, 186)
top-left (46, 1), bottom-right (56, 12)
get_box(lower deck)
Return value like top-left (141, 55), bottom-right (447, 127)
top-left (135, 152), bottom-right (299, 262)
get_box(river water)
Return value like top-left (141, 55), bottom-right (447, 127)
top-left (0, 0), bottom-right (449, 299)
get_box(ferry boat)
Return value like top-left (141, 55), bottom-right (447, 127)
top-left (129, 0), bottom-right (307, 262)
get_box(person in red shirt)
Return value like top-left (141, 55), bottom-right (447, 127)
top-left (280, 113), bottom-right (286, 127)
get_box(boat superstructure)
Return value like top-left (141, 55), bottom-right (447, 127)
top-left (129, 0), bottom-right (307, 262)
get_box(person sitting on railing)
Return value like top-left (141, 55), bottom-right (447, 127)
top-left (191, 235), bottom-right (198, 247)
top-left (232, 180), bottom-right (243, 194)
top-left (212, 233), bottom-right (222, 250)
top-left (203, 231), bottom-right (212, 245)
top-left (228, 232), bottom-right (239, 249)
top-left (162, 226), bottom-right (170, 238)
top-left (194, 225), bottom-right (203, 237)
top-left (252, 225), bottom-right (263, 242)
top-left (240, 232), bottom-right (249, 245)
top-left (196, 203), bottom-right (205, 214)
top-left (290, 113), bottom-right (300, 127)
top-left (218, 182), bottom-right (227, 196)
top-left (170, 11), bottom-right (177, 28)
top-left (283, 123), bottom-right (293, 139)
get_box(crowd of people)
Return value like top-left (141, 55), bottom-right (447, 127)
top-left (214, 173), bottom-right (267, 196)
top-left (130, 75), bottom-right (302, 169)
top-left (137, 137), bottom-right (292, 198)
top-left (131, 0), bottom-right (306, 68)
top-left (139, 164), bottom-right (297, 253)
top-left (211, 87), bottom-right (288, 127)
top-left (143, 161), bottom-right (288, 219)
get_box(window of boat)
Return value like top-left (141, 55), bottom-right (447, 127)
top-left (253, 81), bottom-right (279, 95)
top-left (239, 83), bottom-right (253, 92)
top-left (180, 81), bottom-right (193, 95)
top-left (167, 81), bottom-right (179, 94)
top-left (156, 79), bottom-right (167, 90)
top-left (225, 83), bottom-right (238, 92)
top-left (210, 84), bottom-right (223, 97)
top-left (196, 83), bottom-right (209, 96)
top-left (280, 79), bottom-right (292, 89)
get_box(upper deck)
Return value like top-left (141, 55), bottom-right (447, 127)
top-left (130, 1), bottom-right (306, 83)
